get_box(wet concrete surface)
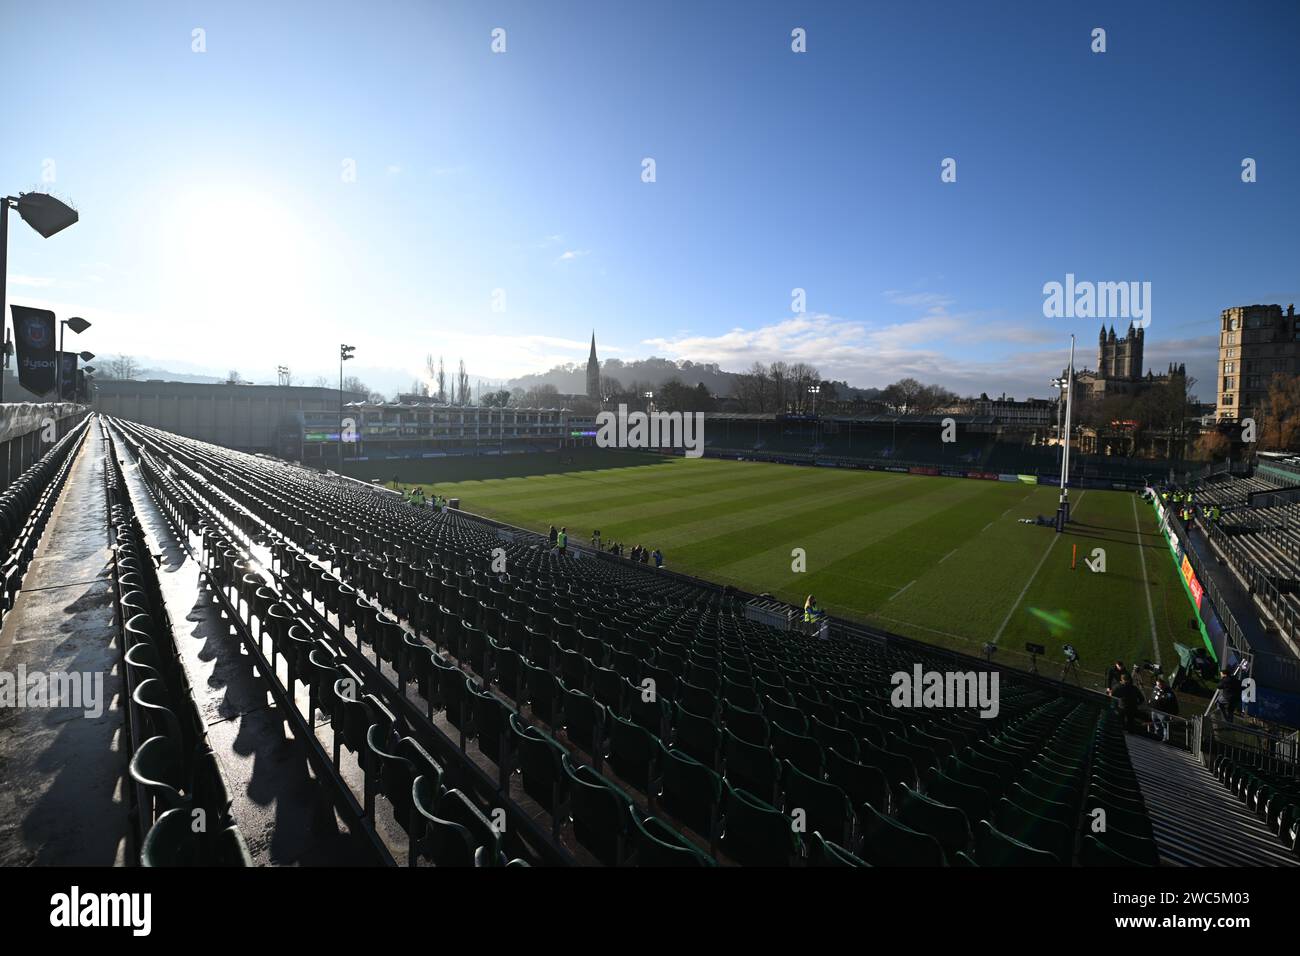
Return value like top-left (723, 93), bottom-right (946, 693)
top-left (0, 424), bottom-right (128, 865)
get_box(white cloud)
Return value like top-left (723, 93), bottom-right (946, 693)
top-left (642, 309), bottom-right (1100, 398)
top-left (8, 274), bottom-right (55, 288)
top-left (557, 249), bottom-right (589, 263)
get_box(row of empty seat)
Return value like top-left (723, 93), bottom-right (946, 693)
top-left (103, 423), bottom-right (252, 866)
top-left (105, 416), bottom-right (1159, 865)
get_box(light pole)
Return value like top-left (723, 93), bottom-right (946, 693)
top-left (1, 192), bottom-right (79, 403)
top-left (339, 344), bottom-right (355, 471)
top-left (59, 316), bottom-right (91, 401)
top-left (1057, 335), bottom-right (1076, 531)
top-left (807, 384), bottom-right (821, 448)
top-left (1050, 375), bottom-right (1067, 452)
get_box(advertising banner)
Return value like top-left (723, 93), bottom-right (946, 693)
top-left (1181, 554), bottom-right (1203, 610)
top-left (10, 305), bottom-right (57, 396)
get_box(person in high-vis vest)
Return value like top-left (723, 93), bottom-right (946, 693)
top-left (557, 528), bottom-right (567, 554)
top-left (804, 595), bottom-right (820, 624)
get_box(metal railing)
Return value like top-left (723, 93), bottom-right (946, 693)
top-left (1202, 718), bottom-right (1300, 778)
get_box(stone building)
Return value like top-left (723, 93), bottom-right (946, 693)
top-left (1215, 303), bottom-right (1299, 423)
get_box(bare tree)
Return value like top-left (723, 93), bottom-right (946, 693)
top-left (456, 359), bottom-right (470, 405)
top-left (769, 361), bottom-right (790, 412)
top-left (105, 354), bottom-right (140, 380)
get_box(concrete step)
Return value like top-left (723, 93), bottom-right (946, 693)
top-left (1127, 732), bottom-right (1298, 867)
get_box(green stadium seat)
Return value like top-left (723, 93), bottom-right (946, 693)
top-left (974, 819), bottom-right (1062, 867)
top-left (722, 700), bottom-right (769, 745)
top-left (659, 745), bottom-right (722, 843)
top-left (720, 783), bottom-right (799, 867)
top-left (562, 757), bottom-right (634, 866)
top-left (896, 785), bottom-right (972, 862)
top-left (781, 759), bottom-right (853, 848)
top-left (810, 715), bottom-right (859, 762)
top-left (629, 811), bottom-right (715, 867)
top-left (673, 703), bottom-right (721, 770)
top-left (510, 715), bottom-right (568, 832)
top-left (130, 735), bottom-right (187, 816)
top-left (858, 802), bottom-right (946, 867)
top-left (925, 768), bottom-right (993, 824)
top-left (140, 807), bottom-right (200, 866)
top-left (809, 831), bottom-right (870, 867)
top-left (722, 728), bottom-right (780, 805)
top-left (560, 684), bottom-right (606, 764)
top-left (825, 748), bottom-right (890, 813)
top-left (1080, 834), bottom-right (1151, 867)
top-left (771, 721), bottom-right (824, 777)
top-left (605, 712), bottom-right (660, 792)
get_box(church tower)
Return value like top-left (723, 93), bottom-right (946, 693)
top-left (586, 331), bottom-right (600, 404)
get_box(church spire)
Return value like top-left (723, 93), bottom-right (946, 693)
top-left (586, 331), bottom-right (600, 403)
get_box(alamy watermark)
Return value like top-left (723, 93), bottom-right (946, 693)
top-left (890, 664), bottom-right (999, 718)
top-left (0, 666), bottom-right (104, 718)
top-left (1043, 273), bottom-right (1151, 328)
top-left (595, 403), bottom-right (704, 458)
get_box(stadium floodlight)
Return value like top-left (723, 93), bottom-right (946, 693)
top-left (12, 192), bottom-right (79, 238)
top-left (59, 316), bottom-right (92, 401)
top-left (79, 350), bottom-right (94, 362)
top-left (339, 344), bottom-right (356, 471)
top-left (1, 192), bottom-right (80, 402)
top-left (1056, 335), bottom-right (1076, 532)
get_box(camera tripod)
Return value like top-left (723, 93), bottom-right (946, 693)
top-left (1060, 656), bottom-right (1082, 685)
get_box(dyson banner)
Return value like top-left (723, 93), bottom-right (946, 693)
top-left (10, 305), bottom-right (57, 396)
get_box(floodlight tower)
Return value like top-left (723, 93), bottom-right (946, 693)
top-left (1, 192), bottom-right (79, 402)
top-left (1056, 335), bottom-right (1076, 532)
top-left (339, 344), bottom-right (356, 470)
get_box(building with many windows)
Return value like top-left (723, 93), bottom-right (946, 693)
top-left (1216, 303), bottom-right (1299, 423)
top-left (286, 400), bottom-right (578, 465)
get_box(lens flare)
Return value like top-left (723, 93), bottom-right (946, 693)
top-left (1027, 607), bottom-right (1073, 636)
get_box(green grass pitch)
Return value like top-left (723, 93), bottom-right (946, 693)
top-left (390, 454), bottom-right (1194, 689)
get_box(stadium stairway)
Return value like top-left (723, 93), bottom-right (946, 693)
top-left (1126, 733), bottom-right (1298, 867)
top-left (0, 419), bottom-right (128, 864)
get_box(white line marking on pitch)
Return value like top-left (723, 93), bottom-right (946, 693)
top-left (1132, 495), bottom-right (1161, 667)
top-left (889, 580), bottom-right (915, 601)
top-left (939, 548), bottom-right (957, 564)
top-left (993, 491), bottom-right (1086, 644)
top-left (982, 522), bottom-right (993, 532)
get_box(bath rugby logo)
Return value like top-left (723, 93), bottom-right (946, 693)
top-left (22, 317), bottom-right (51, 349)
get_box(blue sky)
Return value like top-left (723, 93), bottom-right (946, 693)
top-left (2, 0), bottom-right (1297, 398)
